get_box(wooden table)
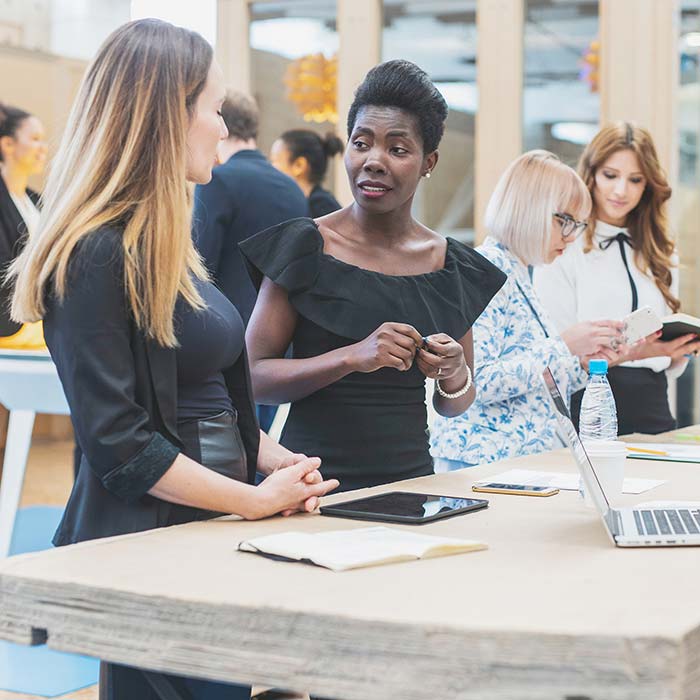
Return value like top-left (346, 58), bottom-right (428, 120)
top-left (1, 429), bottom-right (699, 700)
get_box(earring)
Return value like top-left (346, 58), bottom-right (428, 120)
top-left (424, 171), bottom-right (431, 179)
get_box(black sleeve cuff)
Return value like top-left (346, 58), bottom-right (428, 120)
top-left (102, 432), bottom-right (180, 503)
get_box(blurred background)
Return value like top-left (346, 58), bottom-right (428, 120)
top-left (0, 6), bottom-right (698, 698)
top-left (0, 0), bottom-right (698, 422)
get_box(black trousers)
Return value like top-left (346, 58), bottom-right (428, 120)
top-left (99, 662), bottom-right (250, 700)
top-left (100, 411), bottom-right (251, 700)
top-left (570, 366), bottom-right (676, 436)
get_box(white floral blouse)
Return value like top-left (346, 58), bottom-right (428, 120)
top-left (430, 237), bottom-right (587, 466)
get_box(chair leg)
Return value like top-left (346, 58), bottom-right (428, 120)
top-left (0, 410), bottom-right (36, 558)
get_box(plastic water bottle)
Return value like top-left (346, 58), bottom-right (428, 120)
top-left (579, 359), bottom-right (618, 441)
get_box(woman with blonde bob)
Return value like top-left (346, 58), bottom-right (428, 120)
top-left (535, 123), bottom-right (700, 434)
top-left (8, 18), bottom-right (337, 698)
top-left (431, 150), bottom-right (625, 469)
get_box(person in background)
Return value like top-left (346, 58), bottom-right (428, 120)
top-left (193, 91), bottom-right (309, 432)
top-left (270, 129), bottom-right (344, 217)
top-left (8, 19), bottom-right (337, 699)
top-left (431, 150), bottom-right (626, 471)
top-left (242, 60), bottom-right (506, 492)
top-left (0, 103), bottom-right (47, 348)
top-left (534, 123), bottom-right (700, 434)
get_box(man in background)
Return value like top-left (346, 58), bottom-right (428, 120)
top-left (194, 92), bottom-right (308, 431)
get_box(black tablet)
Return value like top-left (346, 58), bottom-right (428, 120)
top-left (319, 491), bottom-right (489, 525)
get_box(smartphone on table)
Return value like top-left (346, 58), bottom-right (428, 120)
top-left (472, 482), bottom-right (559, 497)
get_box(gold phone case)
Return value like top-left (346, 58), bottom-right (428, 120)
top-left (471, 485), bottom-right (559, 497)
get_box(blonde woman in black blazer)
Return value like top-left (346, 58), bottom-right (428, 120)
top-left (8, 19), bottom-right (337, 700)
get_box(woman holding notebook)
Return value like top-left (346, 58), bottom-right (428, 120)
top-left (534, 123), bottom-right (700, 434)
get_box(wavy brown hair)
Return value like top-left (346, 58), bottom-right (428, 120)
top-left (578, 122), bottom-right (679, 313)
top-left (8, 19), bottom-right (212, 346)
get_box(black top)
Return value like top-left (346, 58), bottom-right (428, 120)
top-left (308, 184), bottom-right (341, 218)
top-left (241, 218), bottom-right (506, 491)
top-left (175, 280), bottom-right (244, 421)
top-left (193, 149), bottom-right (309, 324)
top-left (0, 176), bottom-right (40, 336)
top-left (43, 226), bottom-right (260, 545)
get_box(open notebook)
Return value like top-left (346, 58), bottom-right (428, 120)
top-left (238, 526), bottom-right (487, 572)
top-left (661, 313), bottom-right (700, 340)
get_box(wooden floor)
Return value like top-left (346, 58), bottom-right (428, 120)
top-left (0, 437), bottom-right (98, 700)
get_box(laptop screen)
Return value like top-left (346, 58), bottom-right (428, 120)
top-left (541, 368), bottom-right (611, 515)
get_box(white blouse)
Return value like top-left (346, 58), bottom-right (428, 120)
top-left (533, 220), bottom-right (682, 376)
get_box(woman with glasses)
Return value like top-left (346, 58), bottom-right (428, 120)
top-left (430, 150), bottom-right (625, 470)
top-left (534, 124), bottom-right (700, 435)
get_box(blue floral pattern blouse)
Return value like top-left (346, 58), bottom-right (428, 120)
top-left (430, 237), bottom-right (587, 466)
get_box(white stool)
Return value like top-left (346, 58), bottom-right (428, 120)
top-left (0, 350), bottom-right (69, 558)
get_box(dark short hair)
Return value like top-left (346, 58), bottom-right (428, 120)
top-left (280, 130), bottom-right (344, 184)
top-left (346, 60), bottom-right (448, 153)
top-left (0, 103), bottom-right (31, 162)
top-left (221, 91), bottom-right (259, 141)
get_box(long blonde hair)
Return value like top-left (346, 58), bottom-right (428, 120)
top-left (578, 122), bottom-right (679, 313)
top-left (8, 19), bottom-right (212, 347)
top-left (485, 150), bottom-right (591, 265)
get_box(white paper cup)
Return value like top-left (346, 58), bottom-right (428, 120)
top-left (579, 439), bottom-right (627, 507)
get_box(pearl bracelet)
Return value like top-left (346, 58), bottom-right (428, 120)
top-left (435, 364), bottom-right (473, 399)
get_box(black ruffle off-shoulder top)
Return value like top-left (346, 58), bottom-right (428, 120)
top-left (241, 218), bottom-right (506, 491)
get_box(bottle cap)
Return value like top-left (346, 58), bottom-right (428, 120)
top-left (588, 358), bottom-right (608, 375)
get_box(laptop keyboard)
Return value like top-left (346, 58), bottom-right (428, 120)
top-left (634, 509), bottom-right (700, 536)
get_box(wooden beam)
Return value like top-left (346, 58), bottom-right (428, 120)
top-left (216, 0), bottom-right (251, 94)
top-left (333, 0), bottom-right (382, 206)
top-left (475, 0), bottom-right (523, 243)
top-left (599, 0), bottom-right (679, 178)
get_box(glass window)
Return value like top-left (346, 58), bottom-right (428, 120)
top-left (130, 0), bottom-right (215, 47)
top-left (249, 0), bottom-right (340, 190)
top-left (0, 0), bottom-right (128, 194)
top-left (382, 0), bottom-right (477, 243)
top-left (523, 0), bottom-right (600, 167)
top-left (676, 0), bottom-right (700, 426)
top-left (678, 1), bottom-right (700, 316)
top-left (50, 0), bottom-right (130, 60)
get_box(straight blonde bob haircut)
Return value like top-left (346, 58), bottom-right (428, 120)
top-left (8, 19), bottom-right (212, 347)
top-left (484, 150), bottom-right (591, 265)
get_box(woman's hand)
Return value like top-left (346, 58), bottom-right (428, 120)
top-left (250, 458), bottom-right (339, 519)
top-left (345, 322), bottom-right (423, 373)
top-left (415, 333), bottom-right (466, 381)
top-left (257, 430), bottom-right (315, 477)
top-left (561, 320), bottom-right (625, 358)
top-left (579, 346), bottom-right (628, 371)
top-left (625, 330), bottom-right (700, 363)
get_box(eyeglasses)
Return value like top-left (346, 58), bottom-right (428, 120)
top-left (553, 212), bottom-right (588, 239)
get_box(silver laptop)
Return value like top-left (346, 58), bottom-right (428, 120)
top-left (542, 367), bottom-right (700, 547)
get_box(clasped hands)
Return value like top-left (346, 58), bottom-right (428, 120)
top-left (346, 321), bottom-right (466, 380)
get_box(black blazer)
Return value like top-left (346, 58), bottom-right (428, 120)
top-left (43, 226), bottom-right (260, 546)
top-left (193, 149), bottom-right (309, 324)
top-left (0, 176), bottom-right (40, 336)
top-left (308, 184), bottom-right (341, 219)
